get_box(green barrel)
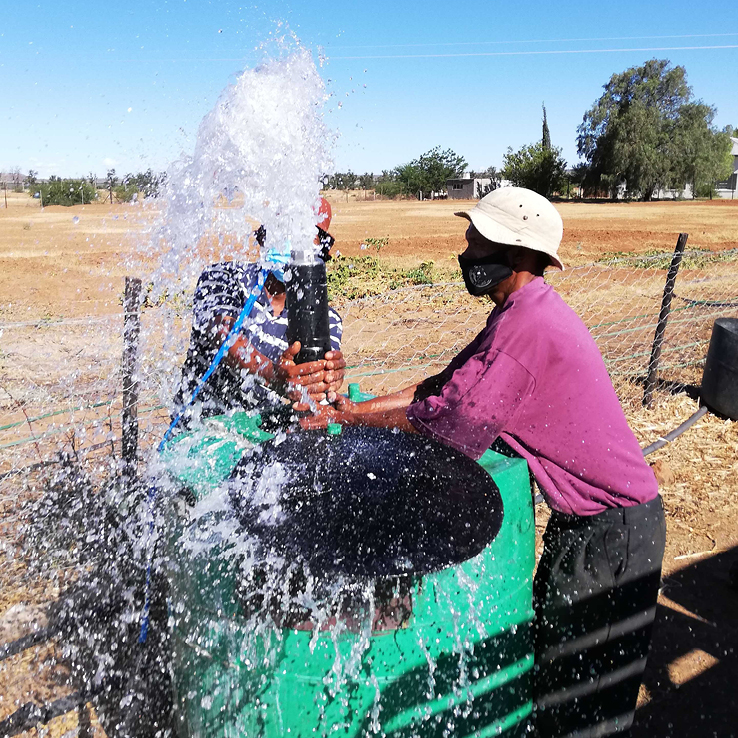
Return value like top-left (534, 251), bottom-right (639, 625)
top-left (160, 412), bottom-right (535, 737)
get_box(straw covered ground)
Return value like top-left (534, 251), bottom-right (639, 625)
top-left (0, 192), bottom-right (737, 736)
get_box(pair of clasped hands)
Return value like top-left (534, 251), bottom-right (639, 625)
top-left (276, 341), bottom-right (354, 427)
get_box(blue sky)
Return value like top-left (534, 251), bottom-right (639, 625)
top-left (2, 0), bottom-right (737, 178)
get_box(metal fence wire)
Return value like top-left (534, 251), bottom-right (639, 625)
top-left (1, 247), bottom-right (737, 473)
top-left (337, 248), bottom-right (738, 404)
top-left (1, 246), bottom-right (737, 734)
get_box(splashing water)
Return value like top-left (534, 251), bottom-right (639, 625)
top-left (150, 46), bottom-right (333, 293)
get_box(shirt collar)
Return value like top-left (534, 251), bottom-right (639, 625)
top-left (502, 275), bottom-right (546, 310)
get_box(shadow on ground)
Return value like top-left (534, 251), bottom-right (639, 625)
top-left (632, 545), bottom-right (738, 738)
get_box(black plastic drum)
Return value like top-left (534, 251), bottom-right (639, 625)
top-left (228, 427), bottom-right (504, 578)
top-left (701, 318), bottom-right (738, 420)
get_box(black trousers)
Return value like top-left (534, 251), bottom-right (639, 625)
top-left (532, 496), bottom-right (666, 738)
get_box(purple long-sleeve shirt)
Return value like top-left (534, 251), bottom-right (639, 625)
top-left (406, 277), bottom-right (658, 516)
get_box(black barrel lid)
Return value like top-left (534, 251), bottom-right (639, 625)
top-left (228, 427), bottom-right (503, 577)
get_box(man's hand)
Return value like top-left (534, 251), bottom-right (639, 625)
top-left (323, 349), bottom-right (346, 402)
top-left (299, 402), bottom-right (346, 430)
top-left (333, 395), bottom-right (362, 414)
top-left (300, 396), bottom-right (417, 435)
top-left (275, 342), bottom-right (346, 406)
top-left (275, 341), bottom-right (324, 402)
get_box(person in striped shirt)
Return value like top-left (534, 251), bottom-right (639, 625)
top-left (172, 197), bottom-right (345, 427)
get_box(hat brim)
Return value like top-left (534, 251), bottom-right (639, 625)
top-left (455, 210), bottom-right (564, 271)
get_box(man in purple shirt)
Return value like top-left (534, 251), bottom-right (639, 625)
top-left (303, 187), bottom-right (666, 737)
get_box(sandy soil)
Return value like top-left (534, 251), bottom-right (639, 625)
top-left (324, 194), bottom-right (738, 266)
top-left (2, 193), bottom-right (737, 324)
top-left (1, 193), bottom-right (737, 736)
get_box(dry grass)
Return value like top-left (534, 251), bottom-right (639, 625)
top-left (630, 394), bottom-right (738, 559)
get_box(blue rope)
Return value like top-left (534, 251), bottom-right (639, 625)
top-left (139, 266), bottom-right (271, 643)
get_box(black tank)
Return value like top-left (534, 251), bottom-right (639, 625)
top-left (701, 317), bottom-right (738, 420)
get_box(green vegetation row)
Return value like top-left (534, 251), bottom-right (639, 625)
top-left (137, 256), bottom-right (459, 314)
top-left (600, 248), bottom-right (738, 270)
top-left (23, 168), bottom-right (165, 206)
top-left (325, 255), bottom-right (461, 301)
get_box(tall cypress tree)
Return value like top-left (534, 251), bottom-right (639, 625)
top-left (542, 103), bottom-right (551, 150)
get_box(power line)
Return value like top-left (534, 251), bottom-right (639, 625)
top-left (30, 37), bottom-right (738, 64)
top-left (326, 31), bottom-right (738, 50)
top-left (329, 44), bottom-right (738, 61)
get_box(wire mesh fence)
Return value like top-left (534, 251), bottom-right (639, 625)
top-left (338, 248), bottom-right (738, 405)
top-left (1, 246), bottom-right (737, 734)
top-left (2, 247), bottom-right (737, 476)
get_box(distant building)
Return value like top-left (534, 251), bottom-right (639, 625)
top-left (652, 184), bottom-right (694, 200)
top-left (716, 136), bottom-right (738, 199)
top-left (446, 177), bottom-right (493, 200)
top-left (0, 172), bottom-right (25, 188)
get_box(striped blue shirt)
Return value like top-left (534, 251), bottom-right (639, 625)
top-left (173, 262), bottom-right (342, 422)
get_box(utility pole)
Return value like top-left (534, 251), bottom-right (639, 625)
top-left (3, 182), bottom-right (7, 209)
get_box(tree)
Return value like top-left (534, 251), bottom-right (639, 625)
top-left (395, 162), bottom-right (425, 198)
top-left (114, 169), bottom-right (165, 201)
top-left (324, 172), bottom-right (357, 190)
top-left (25, 170), bottom-right (38, 187)
top-left (357, 172), bottom-right (374, 190)
top-left (671, 107), bottom-right (733, 197)
top-left (542, 104), bottom-right (551, 150)
top-left (106, 169), bottom-right (118, 204)
top-left (375, 170), bottom-right (406, 198)
top-left (502, 142), bottom-right (567, 197)
top-left (395, 147), bottom-right (467, 199)
top-left (11, 167), bottom-right (23, 192)
top-left (577, 59), bottom-right (731, 200)
top-left (566, 163), bottom-right (590, 198)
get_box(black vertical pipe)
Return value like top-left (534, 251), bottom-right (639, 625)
top-left (285, 263), bottom-right (332, 365)
top-left (643, 233), bottom-right (688, 407)
top-left (122, 277), bottom-right (142, 480)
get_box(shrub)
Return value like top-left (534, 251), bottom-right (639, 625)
top-left (405, 261), bottom-right (435, 285)
top-left (114, 182), bottom-right (140, 203)
top-left (117, 169), bottom-right (165, 201)
top-left (327, 255), bottom-right (382, 300)
top-left (33, 179), bottom-right (98, 206)
top-left (693, 181), bottom-right (720, 199)
top-left (375, 180), bottom-right (407, 198)
top-left (361, 237), bottom-right (389, 253)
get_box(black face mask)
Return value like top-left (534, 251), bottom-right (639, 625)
top-left (458, 253), bottom-right (513, 296)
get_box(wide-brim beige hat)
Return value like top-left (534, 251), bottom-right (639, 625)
top-left (455, 187), bottom-right (564, 270)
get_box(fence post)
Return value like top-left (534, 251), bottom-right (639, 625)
top-left (643, 233), bottom-right (689, 407)
top-left (122, 277), bottom-right (142, 483)
top-left (78, 702), bottom-right (92, 738)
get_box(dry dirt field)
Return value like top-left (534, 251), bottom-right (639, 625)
top-left (1, 192), bottom-right (737, 736)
